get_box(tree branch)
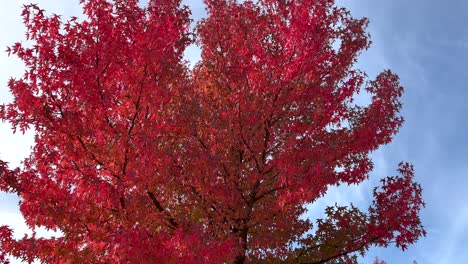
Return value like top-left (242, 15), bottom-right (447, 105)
top-left (146, 191), bottom-right (179, 230)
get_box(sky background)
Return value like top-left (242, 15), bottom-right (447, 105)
top-left (1, 0), bottom-right (467, 263)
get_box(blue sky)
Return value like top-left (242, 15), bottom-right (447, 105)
top-left (340, 0), bottom-right (468, 262)
top-left (1, 0), bottom-right (467, 263)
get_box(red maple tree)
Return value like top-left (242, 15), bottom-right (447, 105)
top-left (0, 0), bottom-right (425, 263)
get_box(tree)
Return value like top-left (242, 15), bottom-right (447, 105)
top-left (0, 0), bottom-right (425, 263)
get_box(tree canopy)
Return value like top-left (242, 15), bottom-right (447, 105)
top-left (0, 0), bottom-right (425, 263)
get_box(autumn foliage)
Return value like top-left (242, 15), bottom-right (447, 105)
top-left (0, 0), bottom-right (425, 263)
